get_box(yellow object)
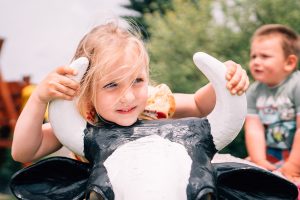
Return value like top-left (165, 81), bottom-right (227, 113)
top-left (21, 85), bottom-right (36, 109)
top-left (21, 85), bottom-right (49, 121)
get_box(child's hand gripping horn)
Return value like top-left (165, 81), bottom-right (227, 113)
top-left (48, 57), bottom-right (89, 156)
top-left (193, 52), bottom-right (247, 150)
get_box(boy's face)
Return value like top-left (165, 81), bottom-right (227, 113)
top-left (94, 65), bottom-right (149, 126)
top-left (250, 35), bottom-right (290, 87)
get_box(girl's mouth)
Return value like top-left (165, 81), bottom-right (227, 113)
top-left (117, 106), bottom-right (136, 114)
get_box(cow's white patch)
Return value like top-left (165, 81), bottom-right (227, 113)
top-left (104, 135), bottom-right (192, 200)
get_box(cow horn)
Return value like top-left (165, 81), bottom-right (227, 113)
top-left (48, 57), bottom-right (89, 156)
top-left (193, 52), bottom-right (247, 151)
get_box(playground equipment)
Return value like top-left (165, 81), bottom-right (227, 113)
top-left (0, 38), bottom-right (31, 149)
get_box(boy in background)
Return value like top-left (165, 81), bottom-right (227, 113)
top-left (245, 24), bottom-right (300, 184)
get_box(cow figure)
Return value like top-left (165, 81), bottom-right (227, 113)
top-left (10, 53), bottom-right (298, 200)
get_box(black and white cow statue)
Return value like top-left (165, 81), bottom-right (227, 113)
top-left (10, 53), bottom-right (298, 200)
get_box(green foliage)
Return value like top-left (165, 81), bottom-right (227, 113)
top-left (145, 0), bottom-right (214, 92)
top-left (141, 0), bottom-right (300, 157)
top-left (0, 149), bottom-right (21, 194)
top-left (122, 0), bottom-right (173, 39)
top-left (220, 129), bottom-right (247, 158)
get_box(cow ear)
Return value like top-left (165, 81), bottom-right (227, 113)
top-left (10, 157), bottom-right (91, 200)
top-left (213, 162), bottom-right (298, 199)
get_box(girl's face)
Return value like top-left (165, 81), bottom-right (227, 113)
top-left (249, 36), bottom-right (290, 87)
top-left (94, 66), bottom-right (149, 126)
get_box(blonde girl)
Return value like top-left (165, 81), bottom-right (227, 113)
top-left (12, 21), bottom-right (249, 163)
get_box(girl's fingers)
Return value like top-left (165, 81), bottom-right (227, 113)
top-left (233, 70), bottom-right (249, 95)
top-left (224, 61), bottom-right (249, 95)
top-left (227, 69), bottom-right (236, 80)
top-left (55, 66), bottom-right (78, 76)
top-left (47, 88), bottom-right (73, 101)
top-left (231, 77), bottom-right (246, 95)
top-left (57, 75), bottom-right (80, 90)
top-left (227, 65), bottom-right (242, 92)
top-left (52, 81), bottom-right (78, 98)
top-left (224, 60), bottom-right (237, 80)
top-left (36, 66), bottom-right (80, 102)
top-left (45, 74), bottom-right (79, 100)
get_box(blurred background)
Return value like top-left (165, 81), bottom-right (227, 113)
top-left (1, 0), bottom-right (300, 199)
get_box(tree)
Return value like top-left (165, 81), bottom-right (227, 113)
top-left (145, 0), bottom-right (214, 93)
top-left (122, 0), bottom-right (173, 39)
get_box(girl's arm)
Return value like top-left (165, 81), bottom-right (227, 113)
top-left (173, 84), bottom-right (214, 118)
top-left (12, 66), bottom-right (79, 163)
top-left (173, 61), bottom-right (249, 118)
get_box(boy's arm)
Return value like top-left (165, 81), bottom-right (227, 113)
top-left (244, 115), bottom-right (276, 171)
top-left (279, 115), bottom-right (300, 183)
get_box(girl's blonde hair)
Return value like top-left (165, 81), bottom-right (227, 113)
top-left (73, 22), bottom-right (149, 119)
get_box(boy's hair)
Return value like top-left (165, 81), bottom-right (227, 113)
top-left (73, 22), bottom-right (149, 118)
top-left (251, 24), bottom-right (300, 59)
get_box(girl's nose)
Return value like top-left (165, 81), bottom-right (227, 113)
top-left (120, 88), bottom-right (135, 104)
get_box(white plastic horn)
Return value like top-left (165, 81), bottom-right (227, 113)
top-left (193, 52), bottom-right (247, 150)
top-left (48, 57), bottom-right (89, 156)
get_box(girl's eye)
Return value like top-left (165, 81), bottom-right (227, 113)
top-left (133, 78), bottom-right (144, 84)
top-left (103, 82), bottom-right (117, 88)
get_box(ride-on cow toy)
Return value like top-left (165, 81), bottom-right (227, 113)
top-left (10, 53), bottom-right (298, 200)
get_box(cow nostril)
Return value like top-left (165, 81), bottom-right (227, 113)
top-left (200, 193), bottom-right (214, 200)
top-left (87, 191), bottom-right (105, 200)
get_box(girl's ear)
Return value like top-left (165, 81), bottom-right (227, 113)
top-left (284, 54), bottom-right (298, 72)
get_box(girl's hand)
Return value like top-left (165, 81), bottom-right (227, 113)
top-left (35, 66), bottom-right (80, 104)
top-left (224, 60), bottom-right (249, 96)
